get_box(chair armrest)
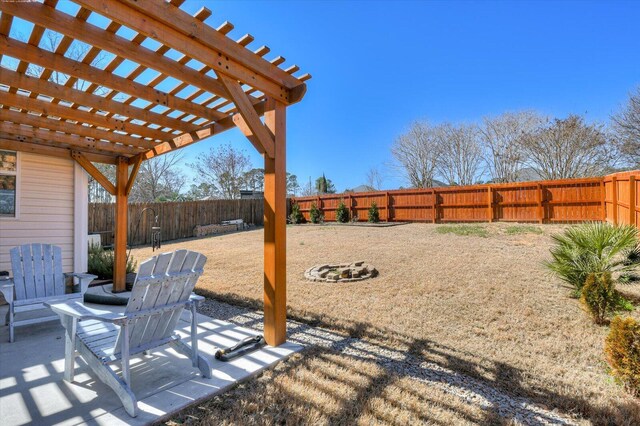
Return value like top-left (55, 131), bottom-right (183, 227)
top-left (189, 294), bottom-right (205, 303)
top-left (64, 273), bottom-right (97, 294)
top-left (0, 281), bottom-right (14, 304)
top-left (44, 300), bottom-right (127, 324)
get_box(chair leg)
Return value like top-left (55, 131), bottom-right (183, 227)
top-left (77, 341), bottom-right (138, 417)
top-left (171, 339), bottom-right (213, 379)
top-left (61, 316), bottom-right (78, 382)
top-left (8, 303), bottom-right (14, 343)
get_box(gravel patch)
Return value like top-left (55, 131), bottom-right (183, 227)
top-left (198, 298), bottom-right (578, 426)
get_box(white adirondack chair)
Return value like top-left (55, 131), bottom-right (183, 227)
top-left (0, 243), bottom-right (95, 342)
top-left (45, 249), bottom-right (213, 417)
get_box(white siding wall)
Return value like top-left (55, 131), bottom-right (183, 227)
top-left (0, 152), bottom-right (76, 273)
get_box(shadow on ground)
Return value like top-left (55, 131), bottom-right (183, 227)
top-left (191, 290), bottom-right (640, 426)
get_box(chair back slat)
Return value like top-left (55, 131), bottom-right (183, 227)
top-left (32, 244), bottom-right (44, 298)
top-left (52, 246), bottom-right (65, 296)
top-left (10, 244), bottom-right (65, 301)
top-left (114, 250), bottom-right (206, 353)
top-left (43, 245), bottom-right (54, 297)
top-left (10, 247), bottom-right (26, 300)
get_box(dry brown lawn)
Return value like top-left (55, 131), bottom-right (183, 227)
top-left (133, 223), bottom-right (640, 425)
top-left (164, 346), bottom-right (505, 426)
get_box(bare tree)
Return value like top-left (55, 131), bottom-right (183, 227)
top-left (189, 144), bottom-right (252, 199)
top-left (24, 31), bottom-right (110, 95)
top-left (436, 123), bottom-right (484, 186)
top-left (129, 152), bottom-right (186, 202)
top-left (612, 86), bottom-right (640, 166)
top-left (365, 166), bottom-right (384, 190)
top-left (88, 164), bottom-right (115, 203)
top-left (521, 115), bottom-right (614, 180)
top-left (300, 178), bottom-right (315, 196)
top-left (480, 111), bottom-right (541, 183)
top-left (391, 121), bottom-right (442, 188)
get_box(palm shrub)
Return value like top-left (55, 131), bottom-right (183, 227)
top-left (368, 201), bottom-right (380, 223)
top-left (309, 202), bottom-right (322, 224)
top-left (546, 222), bottom-right (640, 296)
top-left (335, 199), bottom-right (349, 223)
top-left (289, 202), bottom-right (304, 224)
top-left (605, 316), bottom-right (640, 396)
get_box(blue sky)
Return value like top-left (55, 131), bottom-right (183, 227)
top-left (178, 0), bottom-right (640, 191)
top-left (5, 1), bottom-right (640, 191)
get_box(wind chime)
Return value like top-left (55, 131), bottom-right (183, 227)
top-left (134, 207), bottom-right (161, 251)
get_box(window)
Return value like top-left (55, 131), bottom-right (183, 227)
top-left (0, 150), bottom-right (17, 217)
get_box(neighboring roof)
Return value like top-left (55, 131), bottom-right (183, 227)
top-left (0, 0), bottom-right (310, 165)
top-left (348, 185), bottom-right (377, 193)
top-left (515, 167), bottom-right (543, 182)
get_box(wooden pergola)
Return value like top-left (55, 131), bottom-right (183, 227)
top-left (0, 0), bottom-right (309, 346)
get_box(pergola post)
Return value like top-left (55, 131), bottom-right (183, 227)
top-left (113, 157), bottom-right (129, 292)
top-left (263, 98), bottom-right (287, 346)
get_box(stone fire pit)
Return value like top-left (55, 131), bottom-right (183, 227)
top-left (305, 261), bottom-right (378, 283)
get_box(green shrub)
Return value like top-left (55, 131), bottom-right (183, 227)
top-left (505, 225), bottom-right (543, 235)
top-left (335, 200), bottom-right (349, 223)
top-left (546, 222), bottom-right (640, 295)
top-left (605, 316), bottom-right (640, 396)
top-left (436, 224), bottom-right (489, 238)
top-left (289, 202), bottom-right (304, 224)
top-left (309, 202), bottom-right (323, 224)
top-left (368, 201), bottom-right (380, 223)
top-left (580, 272), bottom-right (631, 324)
top-left (88, 244), bottom-right (137, 280)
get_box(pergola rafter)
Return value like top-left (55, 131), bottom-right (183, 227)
top-left (0, 0), bottom-right (309, 346)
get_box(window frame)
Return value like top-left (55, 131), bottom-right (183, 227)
top-left (0, 150), bottom-right (20, 220)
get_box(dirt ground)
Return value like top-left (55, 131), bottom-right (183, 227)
top-left (133, 223), bottom-right (640, 425)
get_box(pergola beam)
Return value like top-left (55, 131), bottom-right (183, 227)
top-left (0, 119), bottom-right (141, 156)
top-left (139, 99), bottom-right (268, 161)
top-left (0, 35), bottom-right (228, 123)
top-left (0, 107), bottom-right (156, 150)
top-left (0, 69), bottom-right (198, 134)
top-left (126, 155), bottom-right (143, 196)
top-left (0, 2), bottom-right (257, 107)
top-left (71, 150), bottom-right (116, 195)
top-left (0, 91), bottom-right (169, 143)
top-left (76, 0), bottom-right (302, 104)
top-left (219, 73), bottom-right (275, 158)
top-left (0, 136), bottom-right (117, 164)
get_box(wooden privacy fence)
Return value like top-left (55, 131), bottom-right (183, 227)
top-left (89, 199), bottom-right (264, 246)
top-left (291, 171), bottom-right (640, 227)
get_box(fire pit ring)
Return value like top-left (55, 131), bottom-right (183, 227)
top-left (305, 261), bottom-right (378, 283)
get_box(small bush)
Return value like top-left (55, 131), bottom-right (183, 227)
top-left (605, 316), bottom-right (640, 396)
top-left (309, 202), bottom-right (323, 224)
top-left (289, 202), bottom-right (304, 224)
top-left (335, 200), bottom-right (349, 223)
top-left (580, 273), bottom-right (628, 324)
top-left (368, 202), bottom-right (380, 223)
top-left (88, 244), bottom-right (137, 280)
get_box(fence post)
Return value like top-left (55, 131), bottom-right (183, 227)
top-left (630, 176), bottom-right (636, 226)
top-left (537, 183), bottom-right (544, 224)
top-left (487, 186), bottom-right (493, 223)
top-left (612, 176), bottom-right (618, 224)
top-left (600, 178), bottom-right (606, 221)
top-left (432, 189), bottom-right (438, 224)
top-left (385, 191), bottom-right (391, 222)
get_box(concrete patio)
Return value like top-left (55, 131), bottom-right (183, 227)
top-left (0, 303), bottom-right (302, 426)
